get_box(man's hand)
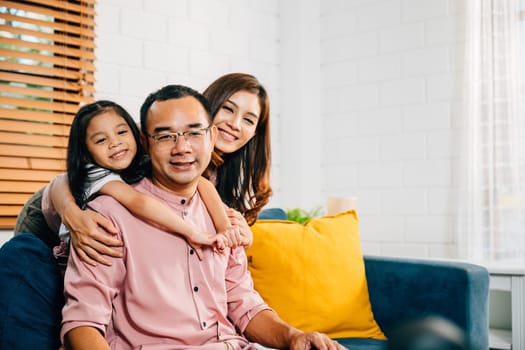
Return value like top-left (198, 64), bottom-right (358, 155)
top-left (244, 309), bottom-right (347, 350)
top-left (63, 206), bottom-right (123, 266)
top-left (290, 331), bottom-right (347, 350)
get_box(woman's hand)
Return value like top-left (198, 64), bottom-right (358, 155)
top-left (219, 226), bottom-right (243, 248)
top-left (226, 208), bottom-right (253, 248)
top-left (62, 205), bottom-right (122, 266)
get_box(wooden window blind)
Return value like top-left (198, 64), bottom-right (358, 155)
top-left (0, 0), bottom-right (96, 229)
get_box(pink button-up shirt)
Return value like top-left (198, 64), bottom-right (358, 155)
top-left (61, 178), bottom-right (270, 349)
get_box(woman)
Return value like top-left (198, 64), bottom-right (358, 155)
top-left (203, 72), bottom-right (272, 226)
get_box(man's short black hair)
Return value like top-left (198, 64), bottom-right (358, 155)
top-left (140, 84), bottom-right (212, 136)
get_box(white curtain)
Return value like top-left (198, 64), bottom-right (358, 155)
top-left (459, 0), bottom-right (525, 264)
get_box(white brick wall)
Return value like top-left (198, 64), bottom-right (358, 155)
top-left (94, 0), bottom-right (281, 121)
top-left (321, 0), bottom-right (465, 259)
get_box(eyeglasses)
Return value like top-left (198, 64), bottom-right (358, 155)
top-left (147, 126), bottom-right (211, 147)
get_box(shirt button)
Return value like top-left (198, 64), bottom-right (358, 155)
top-left (181, 199), bottom-right (186, 204)
top-left (193, 286), bottom-right (199, 292)
top-left (190, 249), bottom-right (194, 255)
top-left (202, 321), bottom-right (206, 327)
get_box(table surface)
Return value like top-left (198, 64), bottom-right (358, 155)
top-left (486, 263), bottom-right (525, 276)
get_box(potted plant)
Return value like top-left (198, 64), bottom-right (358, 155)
top-left (285, 206), bottom-right (323, 224)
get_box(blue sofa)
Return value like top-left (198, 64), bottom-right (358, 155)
top-left (257, 208), bottom-right (490, 350)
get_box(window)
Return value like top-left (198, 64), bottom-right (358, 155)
top-left (0, 0), bottom-right (96, 228)
top-left (459, 0), bottom-right (525, 264)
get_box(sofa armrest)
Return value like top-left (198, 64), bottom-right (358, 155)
top-left (364, 255), bottom-right (489, 350)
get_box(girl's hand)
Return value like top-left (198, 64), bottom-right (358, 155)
top-left (214, 233), bottom-right (229, 252)
top-left (226, 208), bottom-right (253, 248)
top-left (187, 231), bottom-right (229, 260)
top-left (62, 205), bottom-right (122, 266)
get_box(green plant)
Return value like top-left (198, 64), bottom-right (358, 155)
top-left (285, 206), bottom-right (323, 224)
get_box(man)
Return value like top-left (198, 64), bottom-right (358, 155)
top-left (61, 85), bottom-right (346, 350)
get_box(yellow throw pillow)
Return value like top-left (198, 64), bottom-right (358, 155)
top-left (247, 210), bottom-right (385, 340)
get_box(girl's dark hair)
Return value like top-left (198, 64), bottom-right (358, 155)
top-left (203, 73), bottom-right (272, 225)
top-left (67, 100), bottom-right (146, 207)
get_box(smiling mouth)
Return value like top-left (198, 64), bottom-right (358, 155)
top-left (110, 149), bottom-right (127, 159)
top-left (218, 129), bottom-right (237, 141)
top-left (169, 160), bottom-right (196, 169)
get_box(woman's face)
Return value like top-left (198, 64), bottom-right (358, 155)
top-left (213, 90), bottom-right (260, 154)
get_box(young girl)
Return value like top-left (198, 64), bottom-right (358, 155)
top-left (54, 100), bottom-right (230, 267)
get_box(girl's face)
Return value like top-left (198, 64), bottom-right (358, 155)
top-left (213, 90), bottom-right (260, 154)
top-left (85, 111), bottom-right (137, 172)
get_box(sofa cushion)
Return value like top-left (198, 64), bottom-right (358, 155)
top-left (247, 210), bottom-right (385, 340)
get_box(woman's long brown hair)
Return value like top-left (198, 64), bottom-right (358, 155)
top-left (203, 73), bottom-right (272, 225)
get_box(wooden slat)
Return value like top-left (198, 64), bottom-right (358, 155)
top-left (0, 1), bottom-right (95, 24)
top-left (0, 108), bottom-right (75, 124)
top-left (0, 144), bottom-right (67, 159)
top-left (0, 156), bottom-right (66, 171)
top-left (0, 208), bottom-right (21, 216)
top-left (2, 60), bottom-right (86, 81)
top-left (0, 156), bottom-right (29, 169)
top-left (0, 48), bottom-right (96, 71)
top-left (0, 118), bottom-right (72, 136)
top-left (0, 168), bottom-right (62, 181)
top-left (0, 193), bottom-right (32, 205)
top-left (0, 206), bottom-right (22, 216)
top-left (0, 216), bottom-right (17, 228)
top-left (0, 73), bottom-right (92, 96)
top-left (0, 71), bottom-right (93, 93)
top-left (25, 0), bottom-right (96, 16)
top-left (1, 12), bottom-right (96, 37)
top-left (0, 180), bottom-right (48, 192)
top-left (1, 131), bottom-right (69, 146)
top-left (0, 131), bottom-right (69, 147)
top-left (0, 96), bottom-right (86, 114)
top-left (30, 158), bottom-right (66, 170)
top-left (0, 25), bottom-right (96, 48)
top-left (1, 37), bottom-right (96, 60)
top-left (2, 82), bottom-right (94, 103)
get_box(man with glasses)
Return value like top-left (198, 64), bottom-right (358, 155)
top-left (60, 84), bottom-right (345, 350)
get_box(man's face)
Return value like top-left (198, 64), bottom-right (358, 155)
top-left (143, 96), bottom-right (217, 195)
